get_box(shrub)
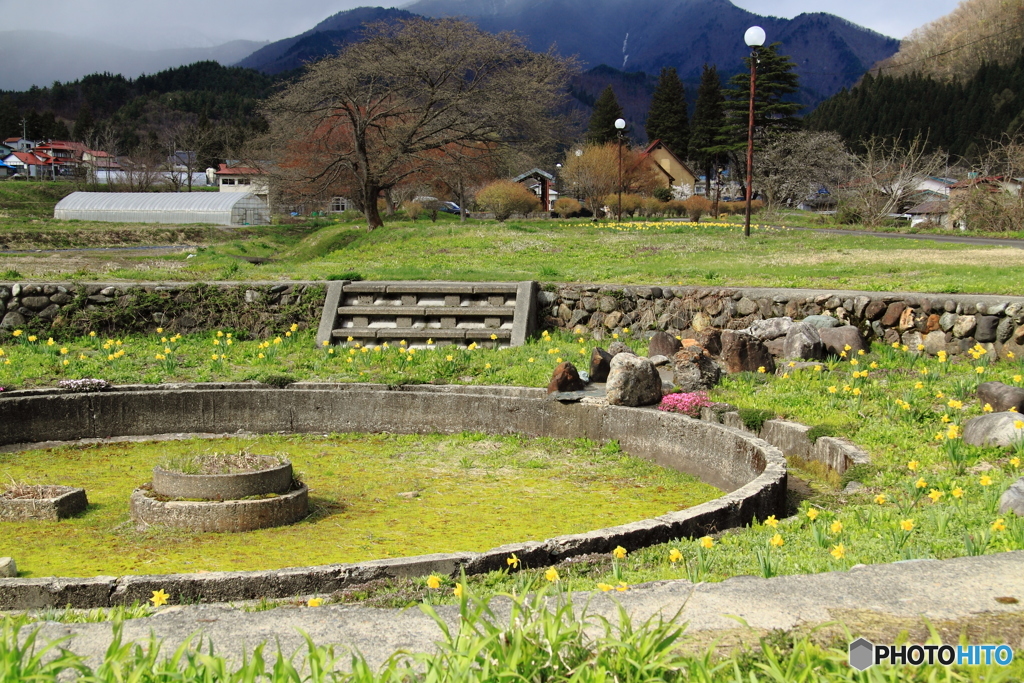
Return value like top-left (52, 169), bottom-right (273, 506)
top-left (653, 186), bottom-right (673, 202)
top-left (552, 197), bottom-right (582, 218)
top-left (658, 392), bottom-right (712, 417)
top-left (476, 180), bottom-right (542, 221)
top-left (738, 408), bottom-right (774, 433)
top-left (602, 193), bottom-right (643, 217)
top-left (665, 199), bottom-right (687, 217)
top-left (402, 201), bottom-right (423, 220)
top-left (682, 196), bottom-right (712, 221)
top-left (326, 272), bottom-right (363, 281)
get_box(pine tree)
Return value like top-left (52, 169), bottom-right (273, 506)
top-left (723, 43), bottom-right (801, 147)
top-left (587, 85), bottom-right (625, 145)
top-left (645, 67), bottom-right (689, 156)
top-left (688, 64), bottom-right (727, 193)
top-left (72, 106), bottom-right (95, 142)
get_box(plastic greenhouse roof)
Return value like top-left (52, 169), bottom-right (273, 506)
top-left (54, 192), bottom-right (261, 212)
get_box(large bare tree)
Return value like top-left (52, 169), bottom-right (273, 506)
top-left (261, 18), bottom-right (574, 229)
top-left (754, 131), bottom-right (854, 214)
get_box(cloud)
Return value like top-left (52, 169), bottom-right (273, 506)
top-left (730, 0), bottom-right (961, 38)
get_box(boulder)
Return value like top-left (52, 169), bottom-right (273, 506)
top-left (952, 315), bottom-right (977, 338)
top-left (923, 330), bottom-right (948, 355)
top-left (880, 302), bottom-right (907, 327)
top-left (672, 347), bottom-right (722, 392)
top-left (977, 382), bottom-right (1024, 413)
top-left (746, 317), bottom-right (793, 341)
top-left (939, 312), bottom-right (958, 332)
top-left (801, 315), bottom-right (841, 330)
top-left (607, 341), bottom-right (636, 357)
top-left (547, 361), bottom-right (586, 394)
top-left (720, 330), bottom-right (776, 374)
top-left (864, 300), bottom-right (887, 320)
top-left (0, 557), bottom-right (15, 578)
top-left (962, 412), bottom-right (1024, 447)
top-left (589, 347), bottom-right (614, 383)
top-left (696, 328), bottom-right (722, 356)
top-left (606, 354), bottom-right (663, 406)
top-left (782, 322), bottom-right (825, 361)
top-left (818, 326), bottom-right (866, 357)
top-left (648, 331), bottom-right (682, 359)
top-left (20, 296), bottom-right (50, 311)
top-left (648, 355), bottom-right (672, 367)
top-left (998, 477), bottom-right (1024, 517)
top-left (0, 311), bottom-right (25, 330)
top-left (765, 338), bottom-right (786, 357)
top-left (975, 315), bottom-right (999, 343)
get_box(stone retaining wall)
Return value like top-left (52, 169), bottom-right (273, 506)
top-left (0, 383), bottom-right (786, 609)
top-left (0, 281), bottom-right (324, 339)
top-left (538, 285), bottom-right (1024, 358)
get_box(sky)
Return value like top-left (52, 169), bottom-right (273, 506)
top-left (1, 0), bottom-right (963, 49)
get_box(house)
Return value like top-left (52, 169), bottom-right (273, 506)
top-left (915, 176), bottom-right (956, 197)
top-left (0, 161), bottom-right (16, 178)
top-left (34, 141), bottom-right (86, 177)
top-left (512, 168), bottom-right (555, 211)
top-left (1, 150), bottom-right (52, 178)
top-left (906, 199), bottom-right (951, 229)
top-left (3, 137), bottom-right (36, 153)
top-left (0, 141), bottom-right (13, 157)
top-left (948, 175), bottom-right (1023, 230)
top-left (215, 163), bottom-right (268, 205)
top-left (641, 140), bottom-right (697, 197)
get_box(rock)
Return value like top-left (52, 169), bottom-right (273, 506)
top-left (397, 491), bottom-right (420, 499)
top-left (648, 331), bottom-right (681, 359)
top-left (606, 354), bottom-right (663, 406)
top-left (962, 412), bottom-right (1024, 447)
top-left (975, 315), bottom-right (999, 343)
top-left (691, 311), bottom-right (711, 332)
top-left (598, 296), bottom-right (617, 313)
top-left (853, 296), bottom-right (871, 318)
top-left (672, 347), bottom-right (722, 392)
top-left (765, 338), bottom-right (786, 357)
top-left (648, 355), bottom-right (672, 367)
top-left (997, 317), bottom-right (1015, 343)
top-left (880, 302), bottom-right (907, 327)
top-left (939, 312), bottom-right (958, 332)
top-left (603, 311), bottom-right (623, 329)
top-left (898, 307), bottom-right (916, 331)
top-left (977, 382), bottom-right (1024, 413)
top-left (0, 557), bottom-right (15, 578)
top-left (801, 315), bottom-right (841, 330)
top-left (589, 347), bottom-right (613, 383)
top-left (557, 303), bottom-right (572, 321)
top-left (901, 330), bottom-right (924, 353)
top-left (568, 309), bottom-right (590, 328)
top-left (608, 341), bottom-right (636, 357)
top-left (999, 477), bottom-right (1024, 516)
top-left (37, 304), bottom-right (61, 320)
top-left (0, 311), bottom-right (25, 330)
top-left (952, 315), bottom-right (977, 338)
top-left (923, 314), bottom-right (941, 333)
top-left (843, 481), bottom-right (864, 494)
top-left (782, 322), bottom-right (825, 361)
top-left (696, 328), bottom-right (722, 356)
top-left (19, 296), bottom-right (50, 311)
top-left (818, 326), bottom-right (866, 357)
top-left (49, 292), bottom-right (74, 305)
top-left (923, 330), bottom-right (948, 355)
top-left (735, 297), bottom-right (759, 316)
top-left (720, 330), bottom-right (776, 374)
top-left (547, 361), bottom-right (586, 394)
top-left (747, 317), bottom-right (793, 341)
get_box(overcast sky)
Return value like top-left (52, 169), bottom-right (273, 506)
top-left (2, 0), bottom-right (961, 49)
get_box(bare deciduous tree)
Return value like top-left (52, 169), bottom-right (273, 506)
top-left (838, 136), bottom-right (947, 226)
top-left (952, 134), bottom-right (1024, 231)
top-left (560, 143), bottom-right (660, 216)
top-left (261, 18), bottom-right (574, 230)
top-left (754, 131), bottom-right (854, 214)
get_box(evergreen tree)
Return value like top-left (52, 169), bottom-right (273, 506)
top-left (688, 64), bottom-right (728, 193)
top-left (72, 106), bottom-right (95, 142)
top-left (645, 67), bottom-right (689, 156)
top-left (0, 97), bottom-right (19, 139)
top-left (587, 85), bottom-right (625, 145)
top-left (723, 43), bottom-right (801, 147)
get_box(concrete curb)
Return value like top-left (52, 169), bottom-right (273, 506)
top-left (0, 382), bottom-right (786, 609)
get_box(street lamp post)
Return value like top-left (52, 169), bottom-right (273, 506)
top-left (614, 118), bottom-right (626, 222)
top-left (743, 26), bottom-right (765, 238)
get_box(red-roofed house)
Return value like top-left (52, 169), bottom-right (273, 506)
top-left (641, 140), bottom-right (698, 197)
top-left (4, 137), bottom-right (36, 153)
top-left (215, 163), bottom-right (268, 204)
top-left (2, 150), bottom-right (52, 178)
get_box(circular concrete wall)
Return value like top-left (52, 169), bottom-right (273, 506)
top-left (0, 382), bottom-right (787, 609)
top-left (152, 460), bottom-right (293, 500)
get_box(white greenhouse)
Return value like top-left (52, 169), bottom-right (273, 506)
top-left (54, 192), bottom-right (270, 226)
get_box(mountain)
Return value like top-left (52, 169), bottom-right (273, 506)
top-left (0, 31), bottom-right (266, 91)
top-left (235, 7), bottom-right (417, 75)
top-left (400, 0), bottom-right (900, 108)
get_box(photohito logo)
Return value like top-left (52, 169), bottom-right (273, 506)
top-left (849, 638), bottom-right (1014, 670)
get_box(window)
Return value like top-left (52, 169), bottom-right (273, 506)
top-left (330, 197), bottom-right (346, 212)
top-left (222, 178), bottom-right (235, 185)
top-left (239, 179), bottom-right (251, 185)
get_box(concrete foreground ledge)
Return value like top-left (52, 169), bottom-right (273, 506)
top-left (16, 552), bottom-right (1023, 671)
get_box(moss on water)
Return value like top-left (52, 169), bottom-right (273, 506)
top-left (0, 433), bottom-right (719, 578)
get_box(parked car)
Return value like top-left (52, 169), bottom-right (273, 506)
top-left (413, 196), bottom-right (469, 217)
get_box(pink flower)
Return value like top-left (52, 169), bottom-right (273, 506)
top-left (658, 392), bottom-right (712, 417)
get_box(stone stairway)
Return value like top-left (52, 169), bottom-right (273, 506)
top-left (316, 280), bottom-right (538, 348)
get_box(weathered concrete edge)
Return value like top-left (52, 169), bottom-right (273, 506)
top-left (718, 413), bottom-right (870, 474)
top-left (511, 280), bottom-right (538, 347)
top-left (0, 383), bottom-right (785, 610)
top-left (314, 281), bottom-right (347, 347)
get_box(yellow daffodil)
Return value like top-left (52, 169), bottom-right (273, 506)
top-left (507, 553), bottom-right (520, 569)
top-left (27, 335), bottom-right (37, 342)
top-left (613, 546), bottom-right (627, 559)
top-left (951, 487), bottom-right (964, 499)
top-left (597, 582), bottom-right (614, 592)
top-left (907, 460), bottom-right (919, 471)
top-left (828, 386), bottom-right (837, 394)
top-left (870, 362), bottom-right (878, 369)
top-left (669, 548), bottom-right (683, 563)
top-left (150, 589), bottom-right (170, 607)
top-left (484, 363), bottom-right (491, 369)
top-left (983, 403), bottom-right (993, 413)
top-left (757, 366), bottom-right (766, 373)
top-left (769, 534), bottom-right (784, 548)
top-left (764, 515), bottom-right (779, 528)
top-left (915, 477), bottom-right (927, 489)
top-left (830, 520), bottom-right (843, 534)
top-left (446, 355), bottom-right (454, 361)
top-left (616, 582), bottom-right (628, 592)
top-left (830, 543), bottom-right (846, 560)
top-left (427, 575), bottom-right (441, 589)
top-left (699, 536), bottom-right (714, 549)
top-left (852, 388), bottom-right (862, 396)
top-left (453, 583), bottom-right (464, 597)
top-left (928, 489), bottom-right (943, 503)
top-left (307, 597), bottom-right (323, 607)
top-left (980, 475), bottom-right (993, 486)
top-left (976, 366), bottom-right (985, 374)
top-left (991, 519), bottom-right (1007, 532)
top-left (806, 508), bottom-right (819, 521)
top-left (12, 330), bottom-right (22, 337)
top-left (940, 414), bottom-right (951, 423)
top-left (545, 567), bottom-right (560, 582)
top-left (1011, 457), bottom-right (1021, 468)
top-left (900, 519), bottom-right (915, 532)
